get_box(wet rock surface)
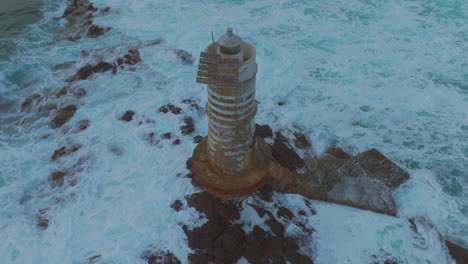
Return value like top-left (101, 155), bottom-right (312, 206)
top-left (36, 208), bottom-right (50, 229)
top-left (173, 49), bottom-right (194, 65)
top-left (50, 105), bottom-right (77, 128)
top-left (119, 110), bottom-right (135, 122)
top-left (141, 250), bottom-right (181, 264)
top-left (158, 104), bottom-right (182, 114)
top-left (254, 124), bottom-right (273, 139)
top-left (21, 93), bottom-right (44, 110)
top-left (178, 192), bottom-right (314, 264)
top-left (271, 132), bottom-right (305, 171)
top-left (180, 117), bottom-right (194, 135)
top-left (293, 131), bottom-right (311, 149)
top-left (327, 147), bottom-right (351, 159)
top-left (445, 240), bottom-right (468, 264)
top-left (51, 144), bottom-right (81, 161)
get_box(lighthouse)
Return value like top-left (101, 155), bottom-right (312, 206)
top-left (192, 28), bottom-right (272, 197)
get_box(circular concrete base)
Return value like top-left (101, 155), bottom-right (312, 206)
top-left (191, 136), bottom-right (273, 197)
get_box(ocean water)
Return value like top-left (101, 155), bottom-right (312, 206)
top-left (0, 0), bottom-right (467, 263)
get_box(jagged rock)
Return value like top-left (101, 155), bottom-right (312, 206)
top-left (327, 147), bottom-right (351, 159)
top-left (86, 25), bottom-right (109, 38)
top-left (254, 124), bottom-right (273, 139)
top-left (122, 49), bottom-right (142, 66)
top-left (278, 101), bottom-right (285, 106)
top-left (170, 200), bottom-right (183, 212)
top-left (142, 250), bottom-right (181, 264)
top-left (158, 104), bottom-right (182, 114)
top-left (162, 133), bottom-right (172, 140)
top-left (120, 110), bottom-right (135, 122)
top-left (173, 139), bottom-right (181, 145)
top-left (276, 206), bottom-right (293, 220)
top-left (51, 144), bottom-right (81, 161)
top-left (50, 105), bottom-right (77, 128)
top-left (271, 139), bottom-right (305, 171)
top-left (93, 61), bottom-right (116, 74)
top-left (49, 171), bottom-right (67, 187)
top-left (67, 65), bottom-right (94, 82)
top-left (173, 49), bottom-right (194, 65)
top-left (36, 208), bottom-right (49, 229)
top-left (293, 132), bottom-right (311, 149)
top-left (75, 119), bottom-right (90, 131)
top-left (181, 117), bottom-right (194, 135)
top-left (21, 93), bottom-right (43, 109)
top-left (193, 135), bottom-right (202, 143)
top-left (56, 86), bottom-right (87, 98)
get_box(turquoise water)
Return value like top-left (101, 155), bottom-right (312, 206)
top-left (0, 0), bottom-right (467, 263)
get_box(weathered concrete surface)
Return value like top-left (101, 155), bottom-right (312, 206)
top-left (268, 148), bottom-right (410, 216)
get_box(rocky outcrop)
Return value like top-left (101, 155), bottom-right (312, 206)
top-left (119, 110), bottom-right (135, 122)
top-left (180, 117), bottom-right (194, 135)
top-left (158, 104), bottom-right (181, 114)
top-left (271, 132), bottom-right (305, 171)
top-left (445, 240), bottom-right (468, 264)
top-left (51, 144), bottom-right (81, 161)
top-left (141, 250), bottom-right (181, 264)
top-left (36, 208), bottom-right (50, 229)
top-left (50, 105), bottom-right (77, 128)
top-left (21, 93), bottom-right (44, 110)
top-left (293, 131), bottom-right (311, 149)
top-left (173, 49), bottom-right (194, 65)
top-left (179, 192), bottom-right (313, 264)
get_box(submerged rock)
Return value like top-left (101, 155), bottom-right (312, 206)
top-left (36, 208), bottom-right (50, 229)
top-left (293, 131), bottom-right (311, 149)
top-left (21, 93), bottom-right (43, 110)
top-left (49, 171), bottom-right (67, 187)
top-left (50, 105), bottom-right (77, 128)
top-left (51, 144), bottom-right (81, 161)
top-left (180, 117), bottom-right (194, 135)
top-left (173, 49), bottom-right (194, 65)
top-left (75, 119), bottom-right (90, 132)
top-left (142, 250), bottom-right (181, 264)
top-left (86, 25), bottom-right (110, 38)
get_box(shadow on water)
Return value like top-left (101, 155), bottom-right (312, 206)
top-left (0, 0), bottom-right (44, 61)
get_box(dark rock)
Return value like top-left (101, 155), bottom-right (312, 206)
top-left (145, 39), bottom-right (164, 47)
top-left (170, 200), bottom-right (183, 212)
top-left (193, 135), bottom-right (203, 143)
top-left (123, 49), bottom-right (142, 65)
top-left (210, 224), bottom-right (245, 263)
top-left (56, 86), bottom-right (69, 98)
top-left (445, 240), bottom-right (468, 264)
top-left (327, 148), bottom-right (351, 159)
top-left (102, 7), bottom-right (111, 12)
top-left (173, 139), bottom-right (181, 145)
top-left (247, 203), bottom-right (267, 217)
top-left (162, 133), bottom-right (172, 140)
top-left (293, 132), bottom-right (311, 149)
top-left (274, 131), bottom-right (288, 144)
top-left (67, 65), bottom-right (94, 82)
top-left (143, 250), bottom-right (181, 264)
top-left (75, 119), bottom-right (90, 131)
top-left (185, 192), bottom-right (241, 222)
top-left (21, 93), bottom-right (43, 109)
top-left (181, 99), bottom-right (204, 113)
top-left (51, 144), bottom-right (81, 161)
top-left (255, 124), bottom-right (273, 139)
top-left (120, 110), bottom-right (135, 122)
top-left (93, 61), bottom-right (116, 74)
top-left (257, 183), bottom-right (274, 202)
top-left (87, 254), bottom-right (101, 264)
top-left (186, 158), bottom-right (192, 171)
top-left (173, 49), bottom-right (194, 65)
top-left (180, 117), bottom-right (194, 135)
top-left (50, 105), bottom-right (77, 128)
top-left (276, 206), bottom-right (294, 220)
top-left (36, 208), bottom-right (49, 229)
top-left (49, 171), bottom-right (67, 187)
top-left (158, 104), bottom-right (181, 114)
top-left (86, 25), bottom-right (107, 38)
top-left (278, 101), bottom-right (285, 106)
top-left (265, 215), bottom-right (285, 237)
top-left (271, 140), bottom-right (305, 171)
top-left (298, 210), bottom-right (307, 216)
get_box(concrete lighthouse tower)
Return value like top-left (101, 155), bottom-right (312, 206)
top-left (192, 28), bottom-right (273, 197)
